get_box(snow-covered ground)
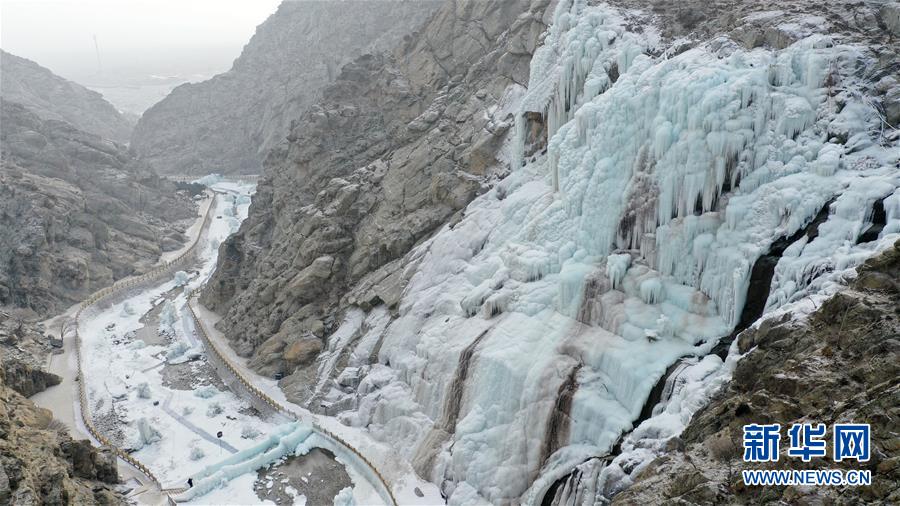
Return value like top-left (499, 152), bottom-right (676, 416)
top-left (76, 178), bottom-right (414, 505)
top-left (190, 301), bottom-right (446, 506)
top-left (75, 180), bottom-right (315, 503)
top-left (79, 181), bottom-right (274, 488)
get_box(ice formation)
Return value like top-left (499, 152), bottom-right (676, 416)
top-left (120, 302), bottom-right (135, 317)
top-left (194, 385), bottom-right (220, 399)
top-left (325, 1), bottom-right (898, 504)
top-left (334, 487), bottom-right (357, 506)
top-left (195, 173), bottom-right (224, 186)
top-left (135, 417), bottom-right (162, 448)
top-left (241, 425), bottom-right (261, 439)
top-left (178, 422), bottom-right (314, 502)
top-left (206, 402), bottom-right (223, 417)
top-left (136, 382), bottom-right (152, 399)
top-left (174, 270), bottom-right (191, 287)
top-left (159, 300), bottom-right (177, 335)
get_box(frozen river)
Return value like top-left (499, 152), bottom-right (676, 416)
top-left (75, 180), bottom-right (350, 504)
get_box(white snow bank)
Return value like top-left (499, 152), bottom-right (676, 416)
top-left (194, 173), bottom-right (223, 187)
top-left (334, 487), bottom-right (356, 506)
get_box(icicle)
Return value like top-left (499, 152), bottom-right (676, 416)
top-left (605, 254), bottom-right (631, 290)
top-left (482, 291), bottom-right (513, 318)
top-left (883, 190), bottom-right (900, 237)
top-left (511, 112), bottom-right (525, 171)
top-left (639, 277), bottom-right (665, 305)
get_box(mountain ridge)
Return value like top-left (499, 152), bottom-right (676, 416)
top-left (1, 50), bottom-right (133, 143)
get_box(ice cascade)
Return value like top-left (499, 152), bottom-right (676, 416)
top-left (336, 2), bottom-right (898, 505)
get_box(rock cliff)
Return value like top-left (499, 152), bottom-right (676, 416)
top-left (0, 51), bottom-right (133, 143)
top-left (202, 0), bottom-right (551, 384)
top-left (0, 100), bottom-right (194, 317)
top-left (130, 0), bottom-right (443, 175)
top-left (0, 358), bottom-right (122, 505)
top-left (199, 0), bottom-right (899, 503)
top-left (0, 57), bottom-right (192, 505)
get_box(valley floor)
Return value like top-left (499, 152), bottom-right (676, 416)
top-left (31, 179), bottom-right (428, 505)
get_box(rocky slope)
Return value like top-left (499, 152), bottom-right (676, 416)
top-left (130, 0), bottom-right (443, 175)
top-left (0, 312), bottom-right (61, 396)
top-left (0, 56), bottom-right (192, 505)
top-left (202, 0), bottom-right (550, 378)
top-left (1, 100), bottom-right (194, 317)
top-left (616, 240), bottom-right (900, 505)
top-left (1, 51), bottom-right (133, 143)
top-left (0, 357), bottom-right (122, 505)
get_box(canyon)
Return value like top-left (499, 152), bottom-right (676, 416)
top-left (2, 0), bottom-right (899, 504)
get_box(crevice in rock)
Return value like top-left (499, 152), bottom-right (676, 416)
top-left (442, 327), bottom-right (491, 432)
top-left (855, 195), bottom-right (887, 244)
top-left (635, 356), bottom-right (693, 427)
top-left (411, 327), bottom-right (493, 480)
top-left (713, 199), bottom-right (833, 359)
top-left (540, 456), bottom-right (610, 506)
top-left (539, 363), bottom-right (582, 468)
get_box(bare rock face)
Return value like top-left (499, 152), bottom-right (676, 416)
top-left (0, 370), bottom-right (126, 506)
top-left (615, 241), bottom-right (900, 505)
top-left (0, 51), bottom-right (133, 143)
top-left (130, 0), bottom-right (443, 175)
top-left (0, 101), bottom-right (194, 316)
top-left (202, 0), bottom-right (551, 402)
top-left (603, 0), bottom-right (895, 46)
top-left (1, 359), bottom-right (60, 399)
top-left (0, 362), bottom-right (123, 505)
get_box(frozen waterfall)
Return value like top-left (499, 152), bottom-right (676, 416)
top-left (329, 1), bottom-right (898, 504)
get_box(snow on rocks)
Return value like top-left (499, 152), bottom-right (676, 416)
top-left (173, 270), bottom-right (191, 287)
top-left (334, 1), bottom-right (899, 504)
top-left (334, 486), bottom-right (357, 506)
top-left (194, 385), bottom-right (220, 399)
top-left (241, 425), bottom-right (261, 440)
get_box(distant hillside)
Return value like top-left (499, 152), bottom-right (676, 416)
top-left (0, 50), bottom-right (133, 143)
top-left (130, 0), bottom-right (442, 175)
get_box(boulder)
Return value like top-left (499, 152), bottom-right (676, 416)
top-left (284, 336), bottom-right (324, 366)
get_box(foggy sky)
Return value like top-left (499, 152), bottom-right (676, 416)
top-left (0, 0), bottom-right (282, 78)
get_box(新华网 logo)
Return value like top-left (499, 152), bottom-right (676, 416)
top-left (740, 422), bottom-right (872, 487)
